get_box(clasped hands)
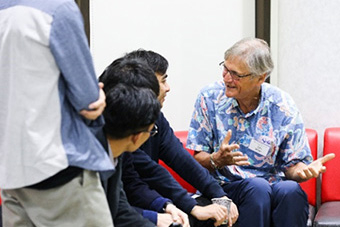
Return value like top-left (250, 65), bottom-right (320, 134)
top-left (158, 203), bottom-right (189, 227)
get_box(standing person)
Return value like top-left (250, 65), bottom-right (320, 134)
top-left (187, 37), bottom-right (335, 227)
top-left (101, 81), bottom-right (161, 227)
top-left (100, 50), bottom-right (238, 227)
top-left (0, 1), bottom-right (114, 226)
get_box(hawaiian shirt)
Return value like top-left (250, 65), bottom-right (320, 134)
top-left (187, 81), bottom-right (313, 184)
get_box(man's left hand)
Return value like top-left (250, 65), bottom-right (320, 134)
top-left (297, 153), bottom-right (335, 181)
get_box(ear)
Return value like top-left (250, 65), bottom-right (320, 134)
top-left (131, 133), bottom-right (142, 145)
top-left (257, 73), bottom-right (267, 84)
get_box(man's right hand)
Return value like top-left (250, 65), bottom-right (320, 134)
top-left (213, 130), bottom-right (250, 168)
top-left (164, 203), bottom-right (189, 227)
top-left (190, 204), bottom-right (228, 227)
top-left (157, 213), bottom-right (174, 227)
top-left (79, 82), bottom-right (106, 120)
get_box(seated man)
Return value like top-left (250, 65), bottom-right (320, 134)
top-left (100, 61), bottom-right (161, 227)
top-left (187, 37), bottom-right (335, 227)
top-left (100, 51), bottom-right (238, 227)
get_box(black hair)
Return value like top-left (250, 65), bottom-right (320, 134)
top-left (99, 58), bottom-right (160, 97)
top-left (124, 49), bottom-right (169, 75)
top-left (103, 83), bottom-right (160, 139)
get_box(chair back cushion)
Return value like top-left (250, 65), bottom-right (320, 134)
top-left (159, 131), bottom-right (196, 193)
top-left (321, 127), bottom-right (340, 203)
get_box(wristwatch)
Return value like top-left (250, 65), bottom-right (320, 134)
top-left (163, 201), bottom-right (173, 212)
top-left (210, 153), bottom-right (220, 169)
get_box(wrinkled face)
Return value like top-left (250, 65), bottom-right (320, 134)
top-left (222, 57), bottom-right (263, 101)
top-left (156, 72), bottom-right (170, 107)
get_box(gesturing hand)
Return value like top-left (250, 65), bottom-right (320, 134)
top-left (212, 130), bottom-right (250, 168)
top-left (297, 153), bottom-right (335, 180)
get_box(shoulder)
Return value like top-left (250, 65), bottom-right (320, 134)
top-left (199, 81), bottom-right (225, 96)
top-left (262, 83), bottom-right (299, 116)
top-left (195, 81), bottom-right (226, 105)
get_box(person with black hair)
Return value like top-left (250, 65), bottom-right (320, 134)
top-left (100, 50), bottom-right (237, 227)
top-left (100, 57), bottom-right (189, 227)
top-left (100, 80), bottom-right (161, 226)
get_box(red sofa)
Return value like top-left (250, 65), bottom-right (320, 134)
top-left (313, 127), bottom-right (340, 227)
top-left (159, 131), bottom-right (196, 193)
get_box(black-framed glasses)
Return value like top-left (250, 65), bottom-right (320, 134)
top-left (143, 125), bottom-right (158, 137)
top-left (219, 61), bottom-right (253, 81)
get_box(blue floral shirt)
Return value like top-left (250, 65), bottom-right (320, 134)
top-left (187, 81), bottom-right (313, 184)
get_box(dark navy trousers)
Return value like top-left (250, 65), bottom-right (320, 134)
top-left (222, 178), bottom-right (309, 227)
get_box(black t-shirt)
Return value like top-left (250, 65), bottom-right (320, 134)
top-left (26, 166), bottom-right (83, 190)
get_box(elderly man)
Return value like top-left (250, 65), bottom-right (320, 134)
top-left (187, 37), bottom-right (335, 227)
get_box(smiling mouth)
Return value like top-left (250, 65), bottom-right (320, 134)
top-left (226, 84), bottom-right (236, 89)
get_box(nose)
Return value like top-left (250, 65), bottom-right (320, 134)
top-left (223, 70), bottom-right (233, 82)
top-left (165, 82), bottom-right (170, 92)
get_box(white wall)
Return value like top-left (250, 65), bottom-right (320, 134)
top-left (271, 0), bottom-right (340, 155)
top-left (90, 0), bottom-right (255, 130)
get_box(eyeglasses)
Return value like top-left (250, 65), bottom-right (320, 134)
top-left (142, 125), bottom-right (158, 137)
top-left (219, 61), bottom-right (253, 81)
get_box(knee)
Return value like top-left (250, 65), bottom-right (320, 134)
top-left (243, 178), bottom-right (272, 200)
top-left (273, 180), bottom-right (304, 198)
top-left (272, 180), bottom-right (307, 204)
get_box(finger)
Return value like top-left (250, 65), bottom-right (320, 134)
top-left (181, 215), bottom-right (190, 227)
top-left (214, 217), bottom-right (225, 227)
top-left (235, 160), bottom-right (251, 166)
top-left (88, 99), bottom-right (102, 110)
top-left (233, 154), bottom-right (250, 166)
top-left (303, 168), bottom-right (314, 179)
top-left (229, 144), bottom-right (240, 152)
top-left (320, 166), bottom-right (326, 173)
top-left (89, 87), bottom-right (106, 110)
top-left (221, 130), bottom-right (232, 147)
top-left (176, 212), bottom-right (186, 225)
top-left (79, 110), bottom-right (99, 120)
top-left (228, 216), bottom-right (232, 227)
top-left (232, 154), bottom-right (248, 161)
top-left (89, 99), bottom-right (106, 110)
top-left (172, 216), bottom-right (179, 223)
top-left (320, 153), bottom-right (336, 164)
top-left (98, 82), bottom-right (104, 89)
top-left (221, 144), bottom-right (239, 154)
top-left (79, 110), bottom-right (91, 117)
top-left (308, 166), bottom-right (319, 178)
top-left (232, 214), bottom-right (238, 224)
top-left (297, 170), bottom-right (306, 180)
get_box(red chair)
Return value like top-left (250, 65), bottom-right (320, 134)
top-left (300, 128), bottom-right (318, 226)
top-left (313, 127), bottom-right (340, 227)
top-left (159, 131), bottom-right (196, 193)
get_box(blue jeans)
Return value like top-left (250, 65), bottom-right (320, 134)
top-left (222, 178), bottom-right (309, 227)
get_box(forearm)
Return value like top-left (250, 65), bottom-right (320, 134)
top-left (193, 151), bottom-right (215, 172)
